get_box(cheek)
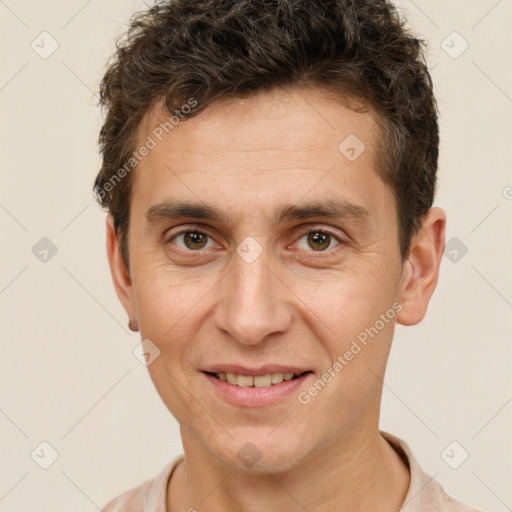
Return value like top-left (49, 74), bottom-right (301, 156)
top-left (293, 261), bottom-right (401, 407)
top-left (134, 269), bottom-right (213, 422)
top-left (132, 264), bottom-right (218, 360)
top-left (302, 258), bottom-right (398, 334)
top-left (296, 269), bottom-right (399, 430)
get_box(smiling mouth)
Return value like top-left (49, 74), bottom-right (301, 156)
top-left (205, 371), bottom-right (312, 388)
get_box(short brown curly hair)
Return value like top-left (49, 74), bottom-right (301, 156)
top-left (93, 0), bottom-right (438, 265)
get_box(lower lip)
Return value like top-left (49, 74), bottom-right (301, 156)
top-left (203, 372), bottom-right (312, 407)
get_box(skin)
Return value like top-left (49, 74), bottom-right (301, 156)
top-left (106, 85), bottom-right (446, 511)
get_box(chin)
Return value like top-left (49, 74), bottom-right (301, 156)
top-left (203, 427), bottom-right (315, 474)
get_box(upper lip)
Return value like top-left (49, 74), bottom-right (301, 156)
top-left (202, 364), bottom-right (311, 377)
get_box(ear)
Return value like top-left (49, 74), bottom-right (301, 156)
top-left (106, 214), bottom-right (139, 332)
top-left (396, 207), bottom-right (446, 326)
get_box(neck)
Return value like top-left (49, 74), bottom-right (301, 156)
top-left (168, 427), bottom-right (410, 512)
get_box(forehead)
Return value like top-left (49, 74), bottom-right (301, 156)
top-left (130, 86), bottom-right (391, 225)
top-left (138, 86), bottom-right (378, 162)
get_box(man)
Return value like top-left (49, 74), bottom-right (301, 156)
top-left (94, 0), bottom-right (484, 510)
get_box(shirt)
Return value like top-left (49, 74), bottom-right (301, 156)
top-left (101, 431), bottom-right (485, 511)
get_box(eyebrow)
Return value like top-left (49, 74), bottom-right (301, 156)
top-left (146, 198), bottom-right (370, 226)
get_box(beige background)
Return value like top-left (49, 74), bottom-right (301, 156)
top-left (1, 0), bottom-right (511, 510)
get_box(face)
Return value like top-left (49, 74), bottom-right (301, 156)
top-left (107, 86), bottom-right (442, 473)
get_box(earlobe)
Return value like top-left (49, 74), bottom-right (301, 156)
top-left (396, 207), bottom-right (446, 326)
top-left (106, 214), bottom-right (139, 332)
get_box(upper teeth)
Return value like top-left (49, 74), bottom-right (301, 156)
top-left (217, 372), bottom-right (297, 387)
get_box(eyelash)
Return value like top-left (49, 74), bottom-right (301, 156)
top-left (164, 225), bottom-right (345, 256)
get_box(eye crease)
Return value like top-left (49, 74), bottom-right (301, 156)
top-left (167, 229), bottom-right (342, 253)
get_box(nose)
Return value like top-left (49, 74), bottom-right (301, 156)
top-left (214, 249), bottom-right (292, 346)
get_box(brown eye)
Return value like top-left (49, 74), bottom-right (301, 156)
top-left (184, 232), bottom-right (208, 249)
top-left (172, 230), bottom-right (213, 251)
top-left (307, 231), bottom-right (331, 251)
top-left (295, 230), bottom-right (341, 252)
